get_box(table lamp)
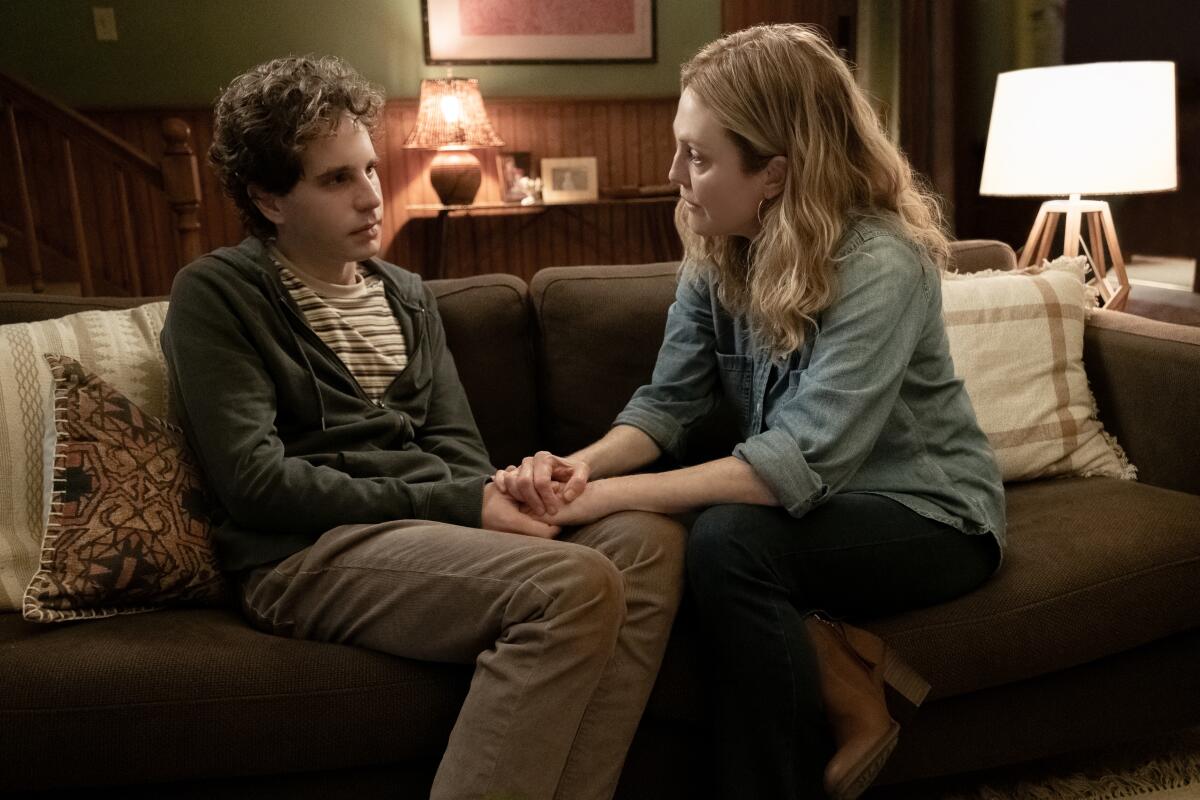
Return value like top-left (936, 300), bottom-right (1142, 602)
top-left (404, 77), bottom-right (504, 206)
top-left (979, 61), bottom-right (1177, 310)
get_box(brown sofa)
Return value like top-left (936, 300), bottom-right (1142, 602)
top-left (2, 240), bottom-right (1199, 799)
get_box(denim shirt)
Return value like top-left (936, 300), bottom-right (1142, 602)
top-left (615, 217), bottom-right (1007, 550)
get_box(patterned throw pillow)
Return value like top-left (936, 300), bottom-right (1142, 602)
top-left (942, 256), bottom-right (1135, 483)
top-left (22, 354), bottom-right (226, 623)
top-left (0, 302), bottom-right (169, 612)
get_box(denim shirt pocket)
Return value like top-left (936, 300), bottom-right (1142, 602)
top-left (716, 352), bottom-right (754, 437)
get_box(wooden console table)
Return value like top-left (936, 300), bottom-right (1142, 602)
top-left (403, 196), bottom-right (681, 281)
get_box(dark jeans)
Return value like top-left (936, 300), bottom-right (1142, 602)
top-left (685, 493), bottom-right (1001, 800)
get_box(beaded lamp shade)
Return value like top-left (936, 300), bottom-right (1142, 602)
top-left (404, 78), bottom-right (504, 206)
top-left (404, 78), bottom-right (504, 149)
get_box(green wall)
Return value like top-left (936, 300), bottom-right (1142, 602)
top-left (958, 0), bottom-right (1064, 142)
top-left (0, 0), bottom-right (719, 108)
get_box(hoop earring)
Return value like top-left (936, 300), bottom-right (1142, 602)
top-left (757, 197), bottom-right (769, 226)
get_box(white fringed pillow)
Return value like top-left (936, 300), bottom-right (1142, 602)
top-left (0, 302), bottom-right (170, 612)
top-left (942, 256), bottom-right (1135, 483)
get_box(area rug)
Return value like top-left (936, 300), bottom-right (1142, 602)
top-left (869, 727), bottom-right (1200, 800)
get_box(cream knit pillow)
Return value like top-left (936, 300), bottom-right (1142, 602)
top-left (942, 256), bottom-right (1134, 483)
top-left (0, 302), bottom-right (169, 611)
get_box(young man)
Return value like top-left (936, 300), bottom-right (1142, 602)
top-left (160, 55), bottom-right (685, 800)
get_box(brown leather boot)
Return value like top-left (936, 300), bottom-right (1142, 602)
top-left (805, 614), bottom-right (931, 800)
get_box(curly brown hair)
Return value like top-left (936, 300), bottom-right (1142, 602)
top-left (209, 55), bottom-right (384, 239)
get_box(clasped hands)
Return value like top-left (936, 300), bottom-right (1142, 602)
top-left (483, 450), bottom-right (617, 538)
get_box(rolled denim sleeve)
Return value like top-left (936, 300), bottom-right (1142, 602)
top-left (734, 235), bottom-right (932, 516)
top-left (614, 274), bottom-right (721, 459)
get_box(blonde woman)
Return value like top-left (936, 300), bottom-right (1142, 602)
top-left (497, 24), bottom-right (1005, 800)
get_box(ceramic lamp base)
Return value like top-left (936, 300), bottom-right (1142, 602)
top-left (429, 149), bottom-right (481, 206)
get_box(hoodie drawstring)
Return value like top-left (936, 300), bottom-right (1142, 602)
top-left (275, 288), bottom-right (328, 431)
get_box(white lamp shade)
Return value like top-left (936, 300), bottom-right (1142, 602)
top-left (980, 61), bottom-right (1178, 196)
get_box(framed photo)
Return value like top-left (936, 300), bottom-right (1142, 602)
top-left (422, 0), bottom-right (656, 65)
top-left (496, 151), bottom-right (533, 203)
top-left (541, 157), bottom-right (599, 204)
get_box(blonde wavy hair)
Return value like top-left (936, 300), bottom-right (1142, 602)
top-left (678, 24), bottom-right (950, 359)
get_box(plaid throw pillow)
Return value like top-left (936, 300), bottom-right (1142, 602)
top-left (22, 354), bottom-right (226, 623)
top-left (942, 256), bottom-right (1135, 483)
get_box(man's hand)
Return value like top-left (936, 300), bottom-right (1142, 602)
top-left (493, 451), bottom-right (590, 516)
top-left (481, 483), bottom-right (561, 538)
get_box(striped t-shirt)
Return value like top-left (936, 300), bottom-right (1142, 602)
top-left (270, 247), bottom-right (408, 401)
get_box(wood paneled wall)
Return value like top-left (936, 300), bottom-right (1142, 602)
top-left (381, 97), bottom-right (682, 283)
top-left (0, 96), bottom-right (683, 292)
top-left (0, 105), bottom-right (191, 295)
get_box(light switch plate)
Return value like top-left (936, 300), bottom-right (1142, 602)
top-left (93, 7), bottom-right (118, 41)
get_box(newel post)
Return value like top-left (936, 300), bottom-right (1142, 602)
top-left (160, 117), bottom-right (203, 279)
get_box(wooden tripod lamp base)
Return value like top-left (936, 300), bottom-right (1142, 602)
top-left (1017, 194), bottom-right (1131, 310)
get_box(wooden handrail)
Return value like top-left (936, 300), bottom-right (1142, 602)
top-left (161, 117), bottom-right (203, 268)
top-left (0, 70), bottom-right (202, 295)
top-left (0, 71), bottom-right (161, 185)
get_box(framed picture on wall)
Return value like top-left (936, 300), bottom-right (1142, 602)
top-left (422, 0), bottom-right (656, 64)
top-left (541, 157), bottom-right (599, 204)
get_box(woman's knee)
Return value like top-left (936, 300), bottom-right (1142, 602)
top-left (686, 504), bottom-right (770, 589)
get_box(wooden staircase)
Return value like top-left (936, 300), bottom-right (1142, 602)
top-left (0, 70), bottom-right (202, 296)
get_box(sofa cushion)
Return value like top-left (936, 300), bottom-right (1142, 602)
top-left (428, 274), bottom-right (538, 470)
top-left (869, 476), bottom-right (1200, 701)
top-left (23, 355), bottom-right (225, 623)
top-left (0, 301), bottom-right (171, 613)
top-left (531, 263), bottom-right (684, 456)
top-left (0, 607), bottom-right (471, 790)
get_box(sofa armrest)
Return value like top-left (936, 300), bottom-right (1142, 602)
top-left (1084, 309), bottom-right (1200, 496)
top-left (947, 239), bottom-right (1017, 274)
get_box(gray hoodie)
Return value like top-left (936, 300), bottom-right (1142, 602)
top-left (161, 237), bottom-right (492, 572)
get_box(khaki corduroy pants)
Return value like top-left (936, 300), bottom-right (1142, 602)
top-left (239, 510), bottom-right (686, 800)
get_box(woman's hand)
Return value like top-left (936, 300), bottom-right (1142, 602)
top-left (494, 451), bottom-right (590, 516)
top-left (527, 479), bottom-right (620, 527)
